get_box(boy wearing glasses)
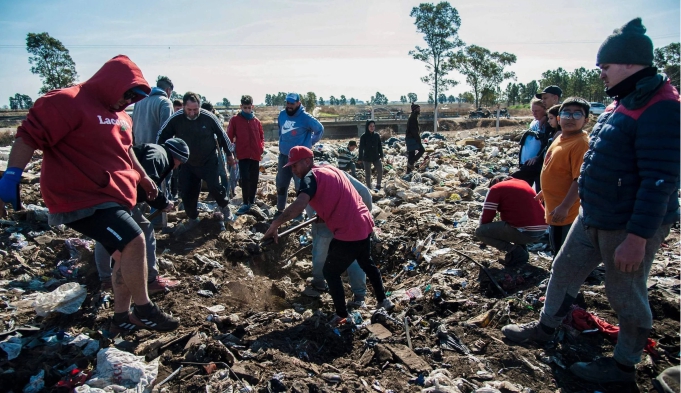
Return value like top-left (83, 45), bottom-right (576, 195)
top-left (535, 97), bottom-right (590, 255)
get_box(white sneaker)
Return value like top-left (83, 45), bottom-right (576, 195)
top-left (377, 298), bottom-right (394, 311)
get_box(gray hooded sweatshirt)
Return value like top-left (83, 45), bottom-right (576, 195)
top-left (132, 87), bottom-right (173, 145)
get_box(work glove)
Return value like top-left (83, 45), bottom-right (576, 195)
top-left (0, 167), bottom-right (23, 211)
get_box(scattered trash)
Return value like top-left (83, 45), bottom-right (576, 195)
top-left (32, 282), bottom-right (87, 317)
top-left (0, 336), bottom-right (22, 360)
top-left (206, 305), bottom-right (226, 313)
top-left (22, 369), bottom-right (45, 393)
top-left (195, 254), bottom-right (224, 269)
top-left (198, 290), bottom-right (214, 298)
top-left (9, 232), bottom-right (28, 249)
top-left (437, 325), bottom-right (470, 354)
top-left (70, 333), bottom-right (100, 356)
top-left (77, 348), bottom-right (159, 392)
top-left (25, 204), bottom-right (49, 222)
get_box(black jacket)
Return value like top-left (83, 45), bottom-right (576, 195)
top-left (132, 143), bottom-right (174, 210)
top-left (157, 108), bottom-right (233, 167)
top-left (359, 131), bottom-right (383, 162)
top-left (405, 112), bottom-right (420, 139)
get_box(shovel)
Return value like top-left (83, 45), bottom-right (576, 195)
top-left (261, 216), bottom-right (318, 247)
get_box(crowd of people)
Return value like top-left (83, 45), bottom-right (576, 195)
top-left (0, 17), bottom-right (677, 387)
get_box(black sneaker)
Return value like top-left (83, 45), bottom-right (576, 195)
top-left (109, 313), bottom-right (139, 336)
top-left (569, 357), bottom-right (635, 383)
top-left (502, 245), bottom-right (529, 266)
top-left (130, 304), bottom-right (180, 332)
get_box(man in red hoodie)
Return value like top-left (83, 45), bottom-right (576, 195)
top-left (0, 55), bottom-right (179, 333)
top-left (227, 94), bottom-right (265, 215)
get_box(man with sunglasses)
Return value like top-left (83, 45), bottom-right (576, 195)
top-left (502, 18), bottom-right (679, 384)
top-left (0, 55), bottom-right (180, 333)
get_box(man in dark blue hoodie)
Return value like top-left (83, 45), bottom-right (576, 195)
top-left (502, 18), bottom-right (680, 384)
top-left (274, 93), bottom-right (324, 217)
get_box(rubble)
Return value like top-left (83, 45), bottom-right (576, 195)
top-left (0, 127), bottom-right (678, 392)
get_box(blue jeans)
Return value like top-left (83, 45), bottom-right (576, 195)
top-left (310, 221), bottom-right (367, 299)
top-left (339, 162), bottom-right (357, 178)
top-left (94, 205), bottom-right (158, 282)
top-left (276, 153), bottom-right (301, 211)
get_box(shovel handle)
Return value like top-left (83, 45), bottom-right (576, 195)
top-left (146, 209), bottom-right (164, 221)
top-left (261, 216), bottom-right (318, 246)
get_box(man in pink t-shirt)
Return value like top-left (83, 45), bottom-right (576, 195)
top-left (264, 146), bottom-right (394, 325)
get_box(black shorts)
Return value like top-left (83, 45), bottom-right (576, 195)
top-left (66, 206), bottom-right (143, 255)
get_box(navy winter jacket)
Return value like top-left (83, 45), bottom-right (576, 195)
top-left (578, 76), bottom-right (680, 238)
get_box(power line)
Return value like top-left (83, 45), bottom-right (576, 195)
top-left (0, 34), bottom-right (677, 49)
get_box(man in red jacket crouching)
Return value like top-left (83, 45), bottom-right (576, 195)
top-left (0, 55), bottom-right (179, 334)
top-left (475, 175), bottom-right (548, 265)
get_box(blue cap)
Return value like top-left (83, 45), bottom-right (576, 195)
top-left (131, 86), bottom-right (149, 97)
top-left (285, 93), bottom-right (300, 103)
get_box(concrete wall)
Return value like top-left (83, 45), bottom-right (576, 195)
top-left (263, 120), bottom-right (410, 142)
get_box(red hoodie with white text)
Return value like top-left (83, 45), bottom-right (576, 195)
top-left (16, 55), bottom-right (151, 213)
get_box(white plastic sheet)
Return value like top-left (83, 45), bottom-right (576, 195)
top-left (32, 282), bottom-right (87, 317)
top-left (75, 348), bottom-right (159, 393)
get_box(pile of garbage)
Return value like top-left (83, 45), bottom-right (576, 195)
top-left (0, 129), bottom-right (678, 392)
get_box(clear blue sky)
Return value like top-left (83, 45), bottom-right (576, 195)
top-left (0, 0), bottom-right (679, 106)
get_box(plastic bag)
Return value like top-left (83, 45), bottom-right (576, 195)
top-left (0, 336), bottom-right (22, 360)
top-left (70, 334), bottom-right (100, 356)
top-left (33, 282), bottom-right (87, 317)
top-left (75, 348), bottom-right (159, 393)
top-left (23, 369), bottom-right (45, 393)
top-left (26, 204), bottom-right (49, 222)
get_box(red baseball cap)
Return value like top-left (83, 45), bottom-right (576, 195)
top-left (284, 146), bottom-right (314, 167)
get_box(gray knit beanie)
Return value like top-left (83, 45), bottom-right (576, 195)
top-left (597, 18), bottom-right (653, 66)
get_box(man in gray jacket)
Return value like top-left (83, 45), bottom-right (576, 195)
top-left (133, 76), bottom-right (176, 228)
top-left (133, 76), bottom-right (174, 145)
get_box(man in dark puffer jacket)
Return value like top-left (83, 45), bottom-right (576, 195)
top-left (502, 17), bottom-right (680, 384)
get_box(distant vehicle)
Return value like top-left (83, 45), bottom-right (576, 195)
top-left (590, 102), bottom-right (606, 115)
top-left (468, 107), bottom-right (509, 119)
